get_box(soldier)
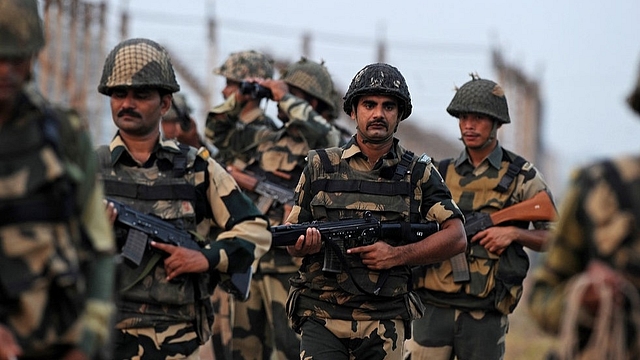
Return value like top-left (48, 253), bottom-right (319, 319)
top-left (206, 50), bottom-right (279, 166)
top-left (96, 38), bottom-right (271, 359)
top-left (284, 63), bottom-right (466, 360)
top-left (205, 57), bottom-right (341, 359)
top-left (0, 0), bottom-right (116, 359)
top-left (527, 59), bottom-right (640, 359)
top-left (323, 87), bottom-right (353, 146)
top-left (161, 93), bottom-right (218, 156)
top-left (407, 74), bottom-right (556, 360)
top-left (203, 50), bottom-right (278, 360)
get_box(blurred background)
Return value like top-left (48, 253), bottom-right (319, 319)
top-left (35, 0), bottom-right (640, 198)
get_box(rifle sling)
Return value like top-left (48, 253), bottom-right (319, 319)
top-left (120, 252), bottom-right (162, 293)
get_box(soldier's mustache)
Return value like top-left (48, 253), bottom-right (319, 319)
top-left (118, 109), bottom-right (142, 118)
top-left (367, 121), bottom-right (388, 129)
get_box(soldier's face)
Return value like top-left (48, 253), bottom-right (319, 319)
top-left (458, 113), bottom-right (496, 149)
top-left (352, 95), bottom-right (399, 143)
top-left (222, 79), bottom-right (240, 99)
top-left (110, 87), bottom-right (172, 137)
top-left (0, 56), bottom-right (32, 106)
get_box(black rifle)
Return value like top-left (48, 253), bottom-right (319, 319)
top-left (270, 211), bottom-right (439, 273)
top-left (108, 198), bottom-right (252, 300)
top-left (226, 165), bottom-right (295, 215)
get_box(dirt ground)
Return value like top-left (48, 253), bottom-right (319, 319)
top-left (504, 275), bottom-right (560, 360)
top-left (504, 301), bottom-right (559, 360)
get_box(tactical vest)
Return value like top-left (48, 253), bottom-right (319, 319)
top-left (301, 147), bottom-right (428, 297)
top-left (0, 94), bottom-right (86, 348)
top-left (97, 143), bottom-right (212, 330)
top-left (420, 149), bottom-right (533, 314)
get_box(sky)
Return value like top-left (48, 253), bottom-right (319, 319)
top-left (94, 0), bottom-right (640, 195)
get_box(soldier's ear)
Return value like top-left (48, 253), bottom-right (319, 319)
top-left (160, 94), bottom-right (173, 116)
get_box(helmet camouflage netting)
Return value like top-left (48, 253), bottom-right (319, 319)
top-left (98, 38), bottom-right (180, 95)
top-left (214, 50), bottom-right (274, 82)
top-left (281, 57), bottom-right (336, 112)
top-left (447, 75), bottom-right (511, 124)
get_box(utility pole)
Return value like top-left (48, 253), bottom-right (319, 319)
top-left (206, 0), bottom-right (217, 115)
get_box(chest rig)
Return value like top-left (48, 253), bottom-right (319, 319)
top-left (96, 143), bottom-right (212, 326)
top-left (427, 149), bottom-right (533, 314)
top-left (304, 147), bottom-right (427, 297)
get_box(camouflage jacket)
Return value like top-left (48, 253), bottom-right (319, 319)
top-left (529, 156), bottom-right (640, 337)
top-left (205, 94), bottom-right (279, 166)
top-left (0, 87), bottom-right (115, 356)
top-left (206, 93), bottom-right (341, 273)
top-left (97, 134), bottom-right (271, 332)
top-left (416, 144), bottom-right (554, 315)
top-left (285, 138), bottom-right (464, 325)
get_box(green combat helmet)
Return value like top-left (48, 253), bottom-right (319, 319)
top-left (343, 63), bottom-right (412, 120)
top-left (447, 74), bottom-right (511, 124)
top-left (628, 60), bottom-right (640, 116)
top-left (281, 57), bottom-right (336, 113)
top-left (0, 0), bottom-right (45, 57)
top-left (98, 38), bottom-right (180, 95)
top-left (214, 50), bottom-right (274, 82)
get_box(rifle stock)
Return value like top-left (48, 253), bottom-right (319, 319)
top-left (465, 190), bottom-right (556, 238)
top-left (451, 190), bottom-right (556, 283)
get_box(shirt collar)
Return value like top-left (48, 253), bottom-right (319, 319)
top-left (454, 142), bottom-right (503, 170)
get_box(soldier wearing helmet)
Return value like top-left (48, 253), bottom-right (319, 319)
top-left (206, 50), bottom-right (279, 166)
top-left (205, 56), bottom-right (342, 360)
top-left (527, 57), bottom-right (640, 359)
top-left (407, 74), bottom-right (556, 360)
top-left (97, 38), bottom-right (271, 360)
top-left (161, 93), bottom-right (219, 157)
top-left (284, 63), bottom-right (466, 359)
top-left (0, 1), bottom-right (116, 359)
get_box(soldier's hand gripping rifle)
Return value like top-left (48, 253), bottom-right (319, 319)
top-left (270, 211), bottom-right (440, 274)
top-left (450, 190), bottom-right (557, 282)
top-left (108, 198), bottom-right (252, 300)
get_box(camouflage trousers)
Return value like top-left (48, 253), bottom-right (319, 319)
top-left (405, 305), bottom-right (508, 360)
top-left (113, 323), bottom-right (201, 360)
top-left (210, 271), bottom-right (300, 360)
top-left (299, 317), bottom-right (406, 360)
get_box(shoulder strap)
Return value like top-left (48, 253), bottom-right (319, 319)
top-left (494, 151), bottom-right (527, 193)
top-left (409, 153), bottom-right (431, 223)
top-left (316, 148), bottom-right (337, 174)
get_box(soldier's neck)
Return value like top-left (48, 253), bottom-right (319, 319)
top-left (120, 131), bottom-right (159, 165)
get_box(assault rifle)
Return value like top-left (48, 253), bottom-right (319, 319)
top-left (108, 198), bottom-right (252, 300)
top-left (226, 165), bottom-right (295, 216)
top-left (270, 211), bottom-right (439, 273)
top-left (450, 190), bottom-right (557, 282)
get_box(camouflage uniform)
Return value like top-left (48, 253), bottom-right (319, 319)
top-left (97, 38), bottom-right (271, 360)
top-left (286, 63), bottom-right (465, 360)
top-left (206, 50), bottom-right (280, 166)
top-left (206, 57), bottom-right (341, 360)
top-left (528, 61), bottom-right (640, 359)
top-left (0, 1), bottom-right (116, 359)
top-left (408, 77), bottom-right (555, 360)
